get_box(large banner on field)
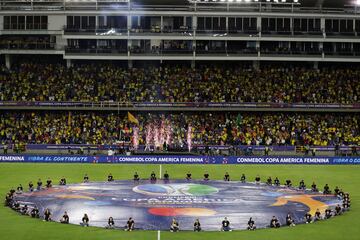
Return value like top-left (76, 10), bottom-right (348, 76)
top-left (0, 155), bottom-right (359, 164)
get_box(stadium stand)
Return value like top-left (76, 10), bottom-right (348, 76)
top-left (0, 112), bottom-right (358, 146)
top-left (0, 64), bottom-right (359, 103)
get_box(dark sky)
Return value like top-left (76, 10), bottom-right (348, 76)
top-left (132, 0), bottom-right (355, 8)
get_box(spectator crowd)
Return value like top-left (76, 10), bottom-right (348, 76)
top-left (0, 64), bottom-right (359, 104)
top-left (0, 112), bottom-right (358, 147)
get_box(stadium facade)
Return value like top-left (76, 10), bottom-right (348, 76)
top-left (1, 0), bottom-right (360, 68)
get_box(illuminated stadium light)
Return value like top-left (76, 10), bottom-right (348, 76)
top-left (193, 0), bottom-right (296, 2)
top-left (64, 0), bottom-right (129, 1)
top-left (192, 0), bottom-right (298, 2)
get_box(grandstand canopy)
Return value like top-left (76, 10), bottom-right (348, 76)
top-left (132, 0), bottom-right (356, 8)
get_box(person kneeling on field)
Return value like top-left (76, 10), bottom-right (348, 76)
top-left (298, 180), bottom-right (306, 190)
top-left (150, 171), bottom-right (157, 183)
top-left (125, 217), bottom-right (135, 231)
top-left (12, 201), bottom-right (20, 211)
top-left (163, 171), bottom-right (170, 183)
top-left (270, 216), bottom-right (280, 228)
top-left (343, 198), bottom-right (350, 211)
top-left (186, 172), bottom-right (192, 181)
top-left (44, 208), bottom-right (52, 221)
top-left (240, 174), bottom-right (246, 183)
top-left (305, 213), bottom-right (312, 223)
top-left (274, 177), bottom-right (280, 186)
top-left (286, 213), bottom-right (296, 227)
top-left (46, 178), bottom-right (52, 188)
top-left (107, 173), bottom-right (114, 182)
top-left (16, 184), bottom-right (23, 194)
top-left (314, 209), bottom-right (322, 221)
top-left (285, 179), bottom-right (292, 187)
top-left (133, 172), bottom-right (140, 182)
top-left (30, 206), bottom-right (40, 218)
top-left (224, 172), bottom-right (230, 181)
top-left (170, 218), bottom-right (179, 232)
top-left (20, 204), bottom-right (28, 215)
top-left (5, 193), bottom-right (13, 207)
top-left (83, 174), bottom-right (89, 183)
top-left (37, 179), bottom-right (43, 191)
top-left (221, 217), bottom-right (231, 231)
top-left (266, 177), bottom-right (272, 186)
top-left (81, 213), bottom-right (89, 227)
top-left (28, 181), bottom-right (34, 192)
top-left (193, 219), bottom-right (201, 232)
top-left (255, 175), bottom-right (261, 185)
top-left (59, 177), bottom-right (67, 186)
top-left (311, 182), bottom-right (319, 192)
top-left (247, 217), bottom-right (256, 230)
top-left (323, 184), bottom-right (331, 194)
top-left (335, 204), bottom-right (342, 216)
top-left (324, 209), bottom-right (332, 219)
top-left (203, 172), bottom-right (209, 181)
top-left (60, 211), bottom-right (69, 224)
top-left (106, 217), bottom-right (115, 229)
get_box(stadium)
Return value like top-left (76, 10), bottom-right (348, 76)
top-left (0, 0), bottom-right (359, 240)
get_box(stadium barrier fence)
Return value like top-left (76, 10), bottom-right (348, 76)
top-left (0, 154), bottom-right (359, 164)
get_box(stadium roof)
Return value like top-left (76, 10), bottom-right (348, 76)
top-left (131, 0), bottom-right (357, 8)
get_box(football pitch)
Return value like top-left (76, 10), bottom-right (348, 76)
top-left (1, 163), bottom-right (359, 240)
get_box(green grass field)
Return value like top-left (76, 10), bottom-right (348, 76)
top-left (0, 163), bottom-right (359, 240)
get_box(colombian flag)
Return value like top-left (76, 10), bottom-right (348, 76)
top-left (127, 112), bottom-right (139, 125)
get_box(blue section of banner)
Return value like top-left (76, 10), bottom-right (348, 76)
top-left (0, 155), bottom-right (360, 164)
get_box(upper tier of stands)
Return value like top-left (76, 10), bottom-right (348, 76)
top-left (0, 64), bottom-right (359, 104)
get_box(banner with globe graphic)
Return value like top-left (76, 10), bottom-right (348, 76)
top-left (12, 180), bottom-right (343, 230)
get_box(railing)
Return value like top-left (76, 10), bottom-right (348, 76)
top-left (0, 143), bottom-right (357, 152)
top-left (62, 26), bottom-right (360, 40)
top-left (0, 42), bottom-right (55, 50)
top-left (65, 47), bottom-right (127, 54)
top-left (1, 1), bottom-right (360, 14)
top-left (0, 101), bottom-right (359, 110)
top-left (3, 23), bottom-right (48, 30)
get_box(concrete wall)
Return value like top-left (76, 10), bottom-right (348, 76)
top-left (48, 15), bottom-right (66, 31)
top-left (0, 15), bottom-right (3, 31)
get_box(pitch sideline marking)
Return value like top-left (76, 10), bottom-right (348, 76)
top-left (159, 164), bottom-right (162, 179)
top-left (157, 230), bottom-right (161, 240)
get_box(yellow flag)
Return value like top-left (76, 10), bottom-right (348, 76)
top-left (127, 112), bottom-right (139, 125)
top-left (68, 111), bottom-right (71, 126)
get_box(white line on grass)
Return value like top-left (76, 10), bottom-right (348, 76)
top-left (159, 164), bottom-right (162, 179)
top-left (157, 230), bottom-right (161, 240)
